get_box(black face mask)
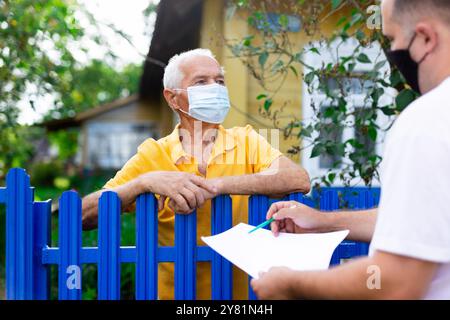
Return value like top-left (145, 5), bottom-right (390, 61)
top-left (386, 33), bottom-right (428, 94)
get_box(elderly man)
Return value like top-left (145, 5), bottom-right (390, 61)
top-left (82, 48), bottom-right (311, 299)
top-left (251, 0), bottom-right (450, 300)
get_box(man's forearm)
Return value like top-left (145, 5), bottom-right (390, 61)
top-left (289, 257), bottom-right (380, 299)
top-left (325, 209), bottom-right (377, 243)
top-left (287, 251), bottom-right (436, 300)
top-left (215, 168), bottom-right (310, 196)
top-left (82, 178), bottom-right (144, 230)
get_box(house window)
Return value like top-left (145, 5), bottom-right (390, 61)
top-left (86, 122), bottom-right (159, 170)
top-left (319, 75), bottom-right (375, 95)
top-left (319, 106), bottom-right (343, 169)
top-left (301, 38), bottom-right (393, 186)
top-left (354, 108), bottom-right (377, 165)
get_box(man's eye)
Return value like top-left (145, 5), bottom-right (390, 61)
top-left (216, 79), bottom-right (225, 85)
top-left (195, 80), bottom-right (206, 85)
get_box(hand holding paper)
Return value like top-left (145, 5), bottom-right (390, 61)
top-left (201, 223), bottom-right (349, 279)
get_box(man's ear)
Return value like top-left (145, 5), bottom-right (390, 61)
top-left (415, 22), bottom-right (438, 60)
top-left (163, 88), bottom-right (178, 110)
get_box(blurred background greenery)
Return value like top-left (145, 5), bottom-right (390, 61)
top-left (0, 0), bottom-right (157, 300)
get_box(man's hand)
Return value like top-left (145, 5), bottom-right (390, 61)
top-left (166, 177), bottom-right (221, 213)
top-left (267, 201), bottom-right (330, 236)
top-left (251, 267), bottom-right (297, 300)
top-left (138, 171), bottom-right (218, 214)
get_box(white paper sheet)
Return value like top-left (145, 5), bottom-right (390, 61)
top-left (201, 223), bottom-right (349, 279)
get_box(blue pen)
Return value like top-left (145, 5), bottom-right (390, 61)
top-left (248, 205), bottom-right (298, 234)
top-left (248, 217), bottom-right (275, 234)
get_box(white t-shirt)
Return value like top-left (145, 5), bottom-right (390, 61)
top-left (369, 77), bottom-right (450, 300)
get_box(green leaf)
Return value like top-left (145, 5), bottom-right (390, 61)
top-left (368, 126), bottom-right (378, 142)
top-left (256, 94), bottom-right (267, 100)
top-left (328, 173), bottom-right (337, 183)
top-left (304, 72), bottom-right (315, 85)
top-left (389, 69), bottom-right (403, 87)
top-left (242, 36), bottom-right (254, 46)
top-left (259, 52), bottom-right (269, 68)
top-left (356, 30), bottom-right (365, 41)
top-left (348, 63), bottom-right (356, 72)
top-left (357, 53), bottom-right (371, 64)
top-left (279, 14), bottom-right (289, 29)
top-left (264, 98), bottom-right (273, 111)
top-left (332, 0), bottom-right (343, 10)
top-left (310, 143), bottom-right (324, 158)
top-left (290, 66), bottom-right (299, 77)
top-left (395, 89), bottom-right (417, 111)
top-left (381, 106), bottom-right (396, 116)
top-left (271, 60), bottom-right (284, 73)
top-left (309, 47), bottom-right (320, 55)
top-left (374, 60), bottom-right (386, 71)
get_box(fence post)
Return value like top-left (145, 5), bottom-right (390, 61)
top-left (175, 211), bottom-right (197, 300)
top-left (32, 200), bottom-right (51, 300)
top-left (5, 168), bottom-right (34, 299)
top-left (287, 192), bottom-right (305, 203)
top-left (98, 191), bottom-right (121, 300)
top-left (211, 195), bottom-right (233, 300)
top-left (58, 191), bottom-right (82, 300)
top-left (248, 195), bottom-right (270, 300)
top-left (135, 193), bottom-right (158, 300)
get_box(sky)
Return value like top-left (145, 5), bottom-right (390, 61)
top-left (18, 0), bottom-right (157, 125)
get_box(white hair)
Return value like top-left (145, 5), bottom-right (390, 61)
top-left (163, 48), bottom-right (224, 89)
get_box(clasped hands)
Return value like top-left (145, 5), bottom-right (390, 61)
top-left (137, 171), bottom-right (221, 214)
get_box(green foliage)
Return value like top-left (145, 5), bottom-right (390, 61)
top-left (0, 0), bottom-right (142, 178)
top-left (0, 125), bottom-right (43, 178)
top-left (0, 0), bottom-right (84, 175)
top-left (0, 1), bottom-right (145, 298)
top-left (45, 60), bottom-right (142, 120)
top-left (30, 160), bottom-right (64, 187)
top-left (227, 0), bottom-right (418, 187)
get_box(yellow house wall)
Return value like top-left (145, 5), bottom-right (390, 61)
top-left (200, 0), bottom-right (353, 164)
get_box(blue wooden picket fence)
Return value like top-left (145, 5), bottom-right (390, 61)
top-left (0, 168), bottom-right (380, 300)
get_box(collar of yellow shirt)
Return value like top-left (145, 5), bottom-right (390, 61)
top-left (166, 124), bottom-right (237, 165)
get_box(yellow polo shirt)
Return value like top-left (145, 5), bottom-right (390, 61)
top-left (103, 124), bottom-right (282, 299)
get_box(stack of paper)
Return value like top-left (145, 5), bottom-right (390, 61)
top-left (201, 223), bottom-right (349, 279)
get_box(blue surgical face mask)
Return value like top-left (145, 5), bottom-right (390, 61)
top-left (174, 83), bottom-right (230, 124)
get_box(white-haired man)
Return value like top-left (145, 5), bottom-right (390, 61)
top-left (81, 48), bottom-right (311, 299)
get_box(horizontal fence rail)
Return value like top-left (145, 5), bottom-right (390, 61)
top-left (0, 168), bottom-right (380, 300)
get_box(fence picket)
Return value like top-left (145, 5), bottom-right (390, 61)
top-left (175, 211), bottom-right (197, 300)
top-left (32, 200), bottom-right (51, 299)
top-left (58, 191), bottom-right (82, 300)
top-left (5, 168), bottom-right (34, 299)
top-left (135, 193), bottom-right (158, 300)
top-left (247, 195), bottom-right (270, 300)
top-left (98, 191), bottom-right (121, 300)
top-left (211, 195), bottom-right (233, 299)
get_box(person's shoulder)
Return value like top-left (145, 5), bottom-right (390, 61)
top-left (225, 124), bottom-right (263, 138)
top-left (392, 81), bottom-right (450, 138)
top-left (136, 136), bottom-right (164, 154)
top-left (225, 124), bottom-right (254, 134)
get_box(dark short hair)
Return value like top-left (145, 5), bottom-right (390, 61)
top-left (394, 0), bottom-right (450, 24)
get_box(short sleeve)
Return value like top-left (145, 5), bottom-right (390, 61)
top-left (371, 125), bottom-right (450, 263)
top-left (245, 125), bottom-right (283, 172)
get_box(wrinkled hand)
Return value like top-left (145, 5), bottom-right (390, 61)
top-left (166, 177), bottom-right (221, 213)
top-left (251, 267), bottom-right (296, 300)
top-left (266, 201), bottom-right (327, 236)
top-left (139, 171), bottom-right (219, 214)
